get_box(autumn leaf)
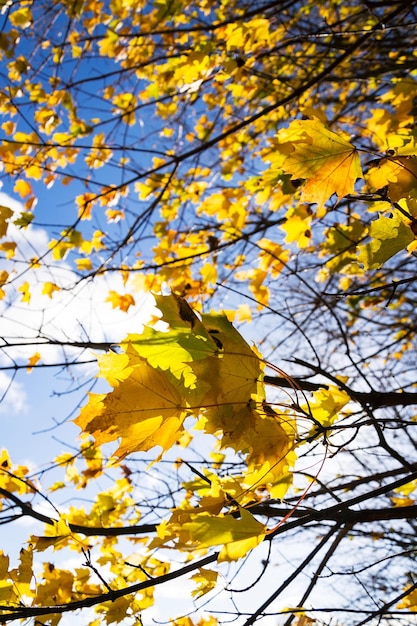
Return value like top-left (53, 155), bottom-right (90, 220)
top-left (366, 155), bottom-right (417, 202)
top-left (42, 282), bottom-right (61, 298)
top-left (18, 281), bottom-right (31, 303)
top-left (74, 355), bottom-right (188, 460)
top-left (106, 290), bottom-right (135, 312)
top-left (9, 546), bottom-right (33, 597)
top-left (125, 293), bottom-right (219, 389)
top-left (13, 211), bottom-right (34, 228)
top-left (75, 257), bottom-right (93, 271)
top-left (0, 206), bottom-right (13, 238)
top-left (9, 7), bottom-right (32, 29)
top-left (13, 179), bottom-right (32, 198)
top-left (303, 386), bottom-right (351, 431)
top-left (181, 508), bottom-right (265, 561)
top-left (358, 210), bottom-right (414, 269)
top-left (190, 568), bottom-right (218, 599)
top-left (275, 119), bottom-right (362, 209)
top-left (27, 352), bottom-right (41, 372)
top-left (31, 518), bottom-right (72, 552)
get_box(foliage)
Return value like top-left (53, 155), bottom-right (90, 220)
top-left (0, 0), bottom-right (417, 625)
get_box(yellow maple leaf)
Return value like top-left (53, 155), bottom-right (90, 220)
top-left (275, 119), bottom-right (362, 210)
top-left (9, 546), bottom-right (33, 597)
top-left (303, 386), bottom-right (351, 431)
top-left (13, 179), bottom-right (32, 198)
top-left (18, 281), bottom-right (31, 303)
top-left (9, 7), bottom-right (32, 29)
top-left (0, 270), bottom-right (8, 287)
top-left (280, 205), bottom-right (313, 248)
top-left (74, 357), bottom-right (187, 460)
top-left (75, 257), bottom-right (93, 271)
top-left (181, 508), bottom-right (265, 562)
top-left (106, 290), bottom-right (135, 312)
top-left (27, 352), bottom-right (41, 372)
top-left (0, 552), bottom-right (9, 580)
top-left (96, 351), bottom-right (133, 388)
top-left (0, 580), bottom-right (14, 604)
top-left (190, 568), bottom-right (218, 599)
top-left (42, 282), bottom-right (61, 298)
top-left (366, 155), bottom-right (417, 202)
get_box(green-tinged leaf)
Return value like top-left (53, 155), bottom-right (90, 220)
top-left (358, 211), bottom-right (414, 269)
top-left (182, 508), bottom-right (265, 560)
top-left (125, 294), bottom-right (219, 389)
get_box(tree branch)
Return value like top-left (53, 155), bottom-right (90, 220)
top-left (0, 552), bottom-right (218, 620)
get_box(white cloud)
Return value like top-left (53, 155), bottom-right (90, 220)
top-left (0, 193), bottom-right (157, 365)
top-left (0, 370), bottom-right (27, 414)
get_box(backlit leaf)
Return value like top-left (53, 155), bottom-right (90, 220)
top-left (181, 508), bottom-right (265, 561)
top-left (275, 119), bottom-right (362, 209)
top-left (358, 210), bottom-right (414, 269)
top-left (366, 155), bottom-right (417, 202)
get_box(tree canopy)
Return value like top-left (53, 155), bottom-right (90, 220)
top-left (1, 0), bottom-right (417, 624)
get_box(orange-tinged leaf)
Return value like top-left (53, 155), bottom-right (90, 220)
top-left (13, 179), bottom-right (32, 198)
top-left (106, 290), bottom-right (135, 312)
top-left (276, 119), bottom-right (362, 209)
top-left (0, 552), bottom-right (9, 579)
top-left (0, 580), bottom-right (14, 603)
top-left (0, 242), bottom-right (17, 259)
top-left (390, 495), bottom-right (415, 507)
top-left (27, 352), bottom-right (41, 372)
top-left (366, 155), bottom-right (417, 202)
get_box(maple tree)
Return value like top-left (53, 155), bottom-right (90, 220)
top-left (1, 0), bottom-right (417, 624)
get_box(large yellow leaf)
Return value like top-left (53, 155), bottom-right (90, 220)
top-left (74, 355), bottom-right (187, 459)
top-left (275, 119), bottom-right (362, 209)
top-left (358, 210), bottom-right (414, 270)
top-left (181, 508), bottom-right (265, 561)
top-left (366, 155), bottom-right (417, 202)
top-left (125, 293), bottom-right (219, 389)
top-left (193, 312), bottom-right (265, 423)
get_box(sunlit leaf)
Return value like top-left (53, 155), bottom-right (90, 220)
top-left (182, 508), bottom-right (265, 561)
top-left (275, 119), bottom-right (362, 209)
top-left (358, 210), bottom-right (414, 269)
top-left (106, 290), bottom-right (136, 312)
